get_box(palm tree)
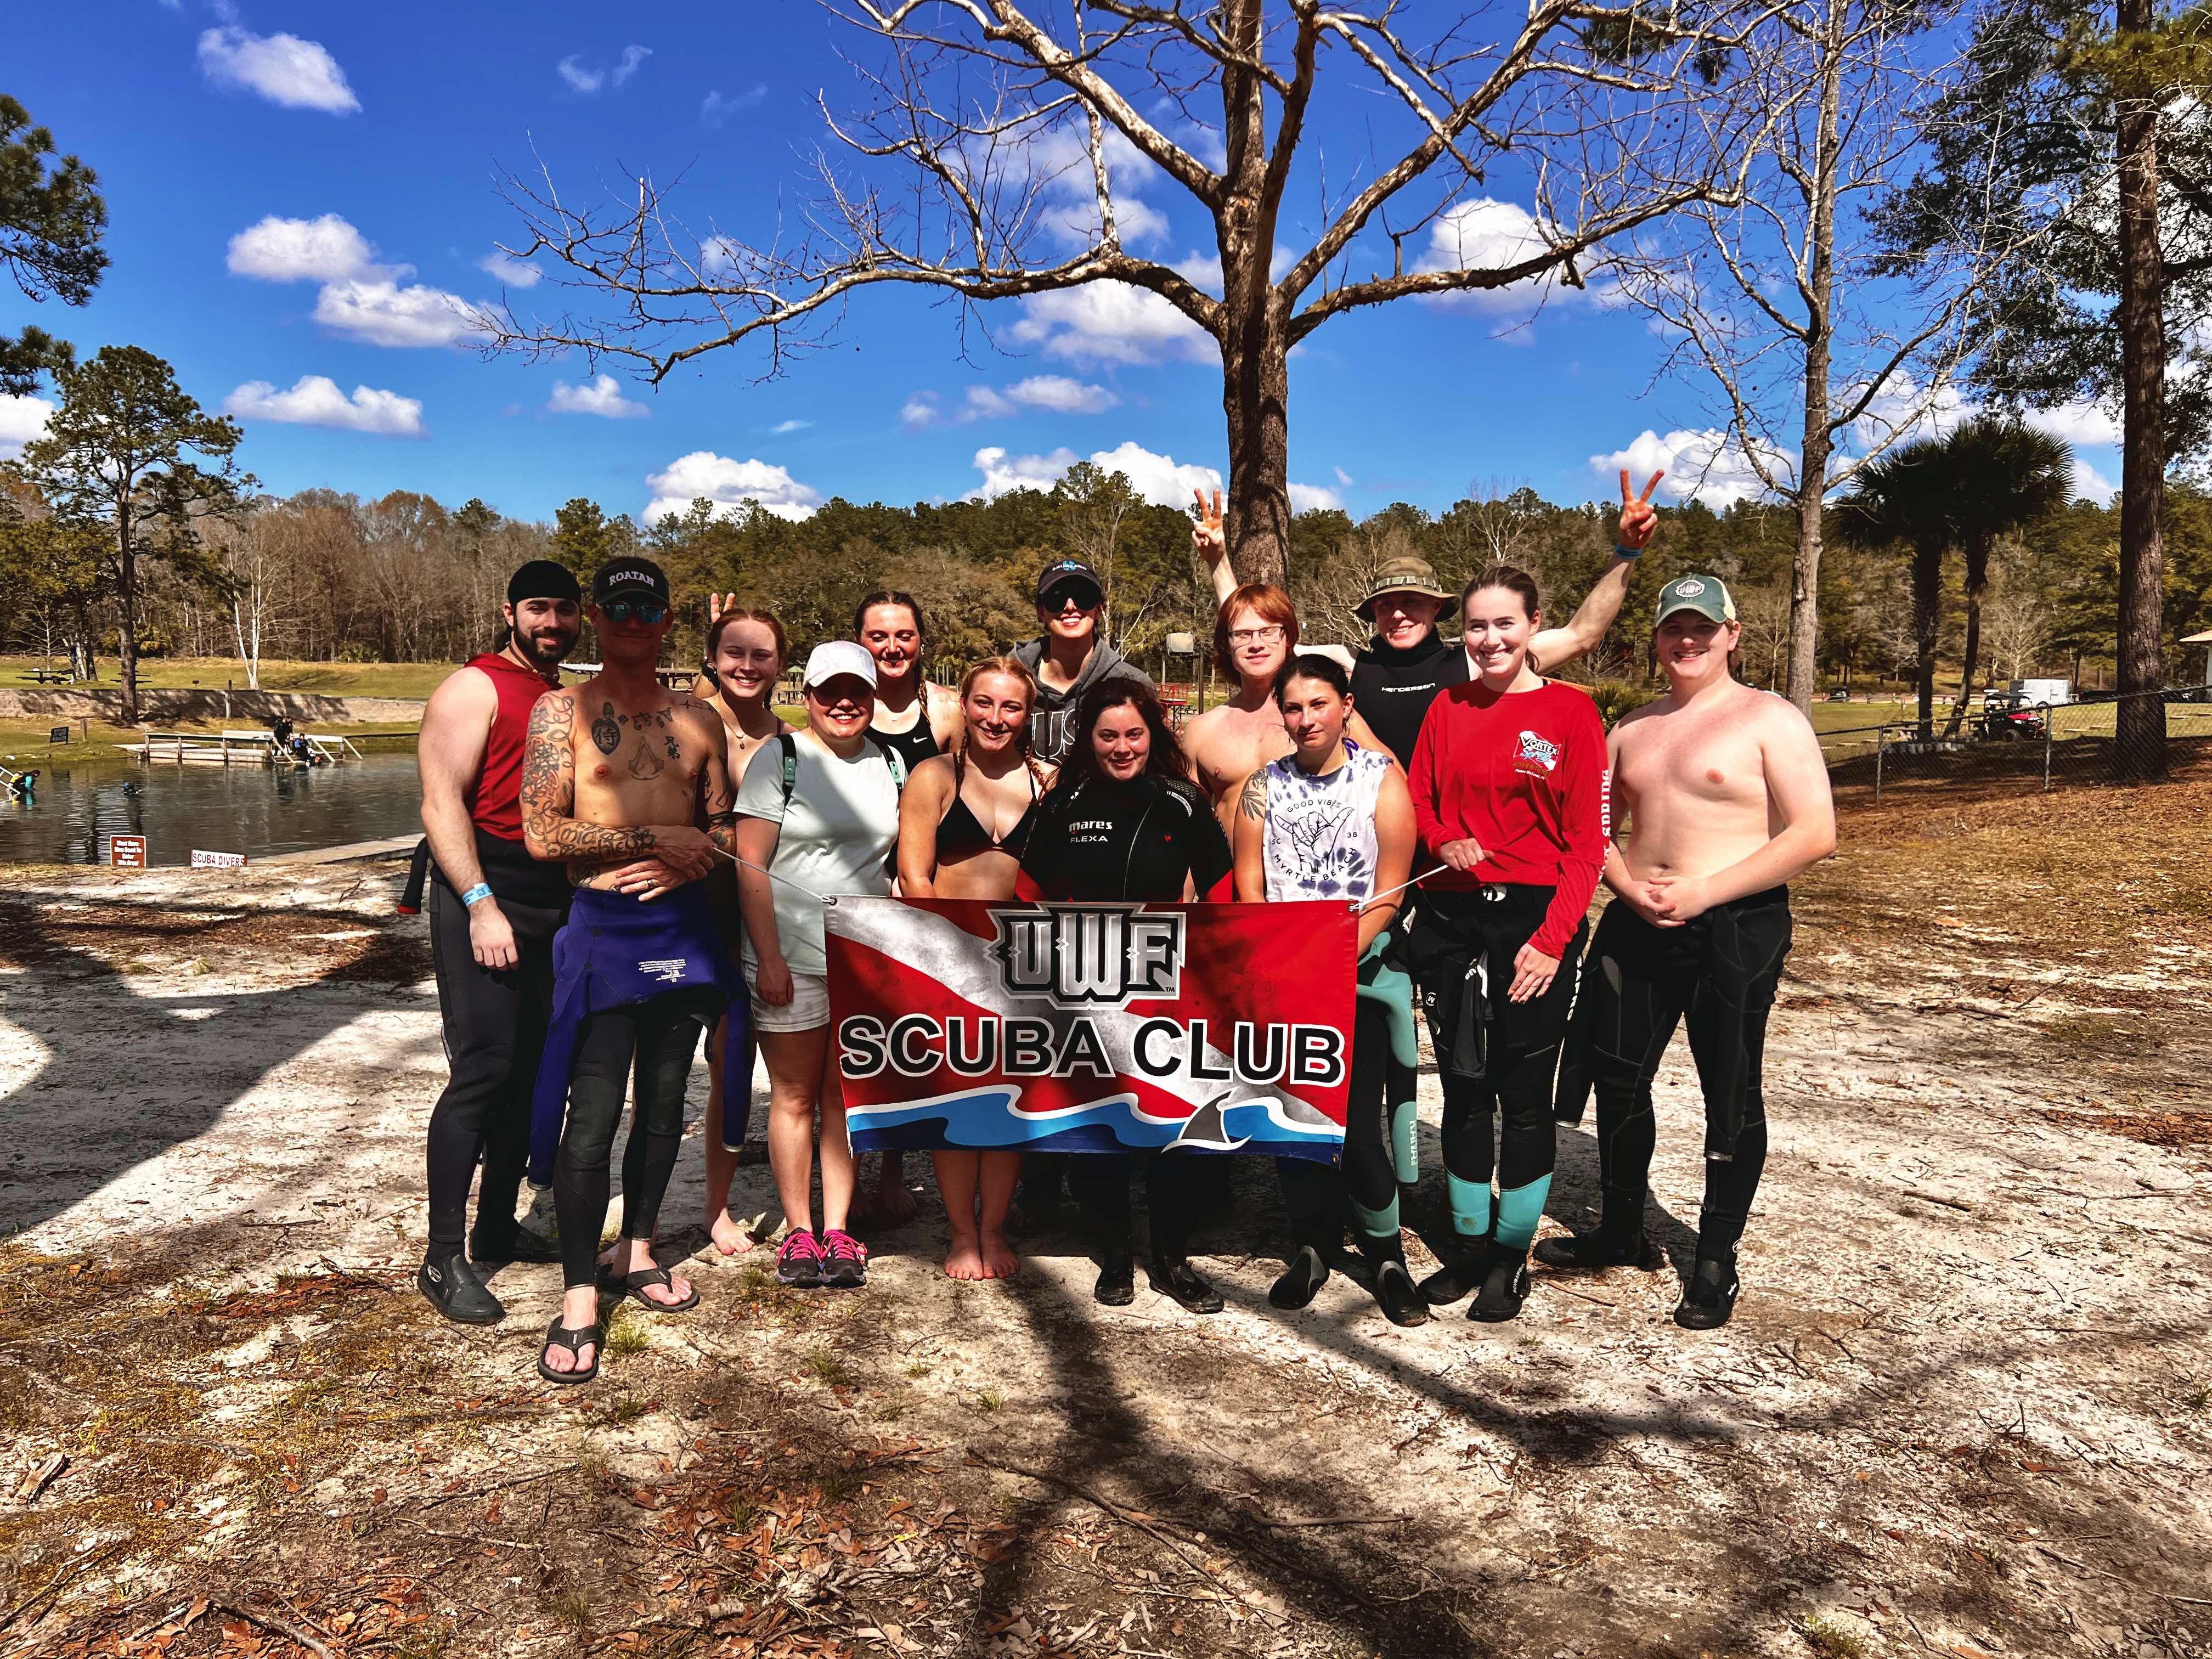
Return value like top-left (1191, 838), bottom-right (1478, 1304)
top-left (1930, 417), bottom-right (2073, 736)
top-left (1836, 440), bottom-right (1953, 738)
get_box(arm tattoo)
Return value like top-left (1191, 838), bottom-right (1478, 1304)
top-left (1237, 768), bottom-right (1269, 822)
top-left (522, 691), bottom-right (660, 861)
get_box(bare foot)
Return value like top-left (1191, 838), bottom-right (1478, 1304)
top-left (636, 1268), bottom-right (693, 1307)
top-left (708, 1210), bottom-right (755, 1257)
top-left (873, 1169), bottom-right (919, 1227)
top-left (944, 1237), bottom-right (986, 1280)
top-left (978, 1233), bottom-right (1020, 1279)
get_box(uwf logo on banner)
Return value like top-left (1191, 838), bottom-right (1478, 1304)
top-left (824, 898), bottom-right (1355, 1162)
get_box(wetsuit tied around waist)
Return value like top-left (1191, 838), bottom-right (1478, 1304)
top-left (527, 884), bottom-right (745, 1185)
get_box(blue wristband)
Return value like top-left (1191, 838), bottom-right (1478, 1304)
top-left (461, 883), bottom-right (493, 907)
top-left (1615, 543), bottom-right (1642, 560)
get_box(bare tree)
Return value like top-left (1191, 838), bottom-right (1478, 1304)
top-left (1733, 575), bottom-right (1794, 688)
top-left (1611, 0), bottom-right (2004, 713)
top-left (487, 2), bottom-right (1776, 588)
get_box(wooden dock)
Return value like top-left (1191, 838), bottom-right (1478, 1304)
top-left (125, 731), bottom-right (366, 765)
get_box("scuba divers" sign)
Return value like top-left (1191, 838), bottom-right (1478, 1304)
top-left (822, 896), bottom-right (1358, 1160)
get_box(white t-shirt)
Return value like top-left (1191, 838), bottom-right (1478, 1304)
top-left (733, 729), bottom-right (901, 977)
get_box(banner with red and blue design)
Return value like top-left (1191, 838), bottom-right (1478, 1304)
top-left (823, 897), bottom-right (1355, 1160)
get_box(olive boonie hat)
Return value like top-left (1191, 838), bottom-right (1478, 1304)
top-left (1655, 573), bottom-right (1737, 626)
top-left (1355, 555), bottom-right (1454, 620)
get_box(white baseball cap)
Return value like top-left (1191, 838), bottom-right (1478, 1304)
top-left (802, 640), bottom-right (878, 691)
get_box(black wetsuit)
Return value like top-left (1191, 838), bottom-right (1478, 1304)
top-left (1019, 773), bottom-right (1234, 1268)
top-left (425, 831), bottom-right (572, 1257)
top-left (1560, 887), bottom-right (1792, 1268)
top-left (1349, 632), bottom-right (1467, 771)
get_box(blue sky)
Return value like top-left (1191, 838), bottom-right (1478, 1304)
top-left (1, 3), bottom-right (2120, 528)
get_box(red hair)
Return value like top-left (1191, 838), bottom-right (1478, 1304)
top-left (1213, 583), bottom-right (1300, 665)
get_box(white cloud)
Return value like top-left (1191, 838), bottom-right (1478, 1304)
top-left (1333, 465), bottom-right (1353, 487)
top-left (0, 394), bottom-right (54, 461)
top-left (1849, 374), bottom-right (1968, 452)
top-left (769, 418), bottom-right (812, 435)
top-left (1589, 428), bottom-right (1790, 509)
top-left (965, 440), bottom-right (1221, 507)
top-left (702, 84), bottom-right (768, 128)
top-left (558, 46), bottom-right (650, 94)
top-left (198, 27), bottom-right (359, 113)
top-left (2025, 399), bottom-right (2123, 449)
top-left (1006, 284), bottom-right (1214, 366)
top-left (1288, 482), bottom-right (1344, 513)
top-left (2069, 459), bottom-right (2118, 504)
top-left (906, 375), bottom-right (1120, 426)
top-left (225, 375), bottom-right (424, 437)
top-left (227, 213), bottom-right (398, 283)
top-left (645, 452), bottom-right (823, 524)
top-left (548, 375), bottom-right (648, 419)
top-left (1416, 199), bottom-right (1593, 315)
top-left (479, 251), bottom-right (541, 290)
top-left (313, 278), bottom-right (488, 348)
top-left (1031, 127), bottom-right (1172, 250)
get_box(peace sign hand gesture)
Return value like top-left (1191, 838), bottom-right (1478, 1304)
top-left (707, 592), bottom-right (740, 627)
top-left (1190, 486), bottom-right (1227, 570)
top-left (1617, 469), bottom-right (1664, 552)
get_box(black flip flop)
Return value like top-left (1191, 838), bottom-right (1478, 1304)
top-left (600, 1265), bottom-right (700, 1313)
top-left (537, 1317), bottom-right (603, 1385)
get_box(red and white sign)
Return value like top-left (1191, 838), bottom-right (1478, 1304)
top-left (109, 836), bottom-right (148, 868)
top-left (191, 849), bottom-right (248, 868)
top-left (825, 897), bottom-right (1355, 1160)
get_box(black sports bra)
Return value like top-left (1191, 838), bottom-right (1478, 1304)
top-left (872, 704), bottom-right (943, 772)
top-left (936, 755), bottom-right (1042, 861)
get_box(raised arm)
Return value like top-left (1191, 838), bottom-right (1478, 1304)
top-left (1527, 469), bottom-right (1664, 673)
top-left (1192, 487), bottom-right (1238, 605)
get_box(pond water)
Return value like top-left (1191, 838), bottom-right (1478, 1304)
top-left (0, 752), bottom-right (426, 867)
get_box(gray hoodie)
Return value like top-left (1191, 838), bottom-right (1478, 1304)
top-left (1012, 635), bottom-right (1156, 765)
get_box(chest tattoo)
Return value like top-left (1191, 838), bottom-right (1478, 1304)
top-left (627, 740), bottom-right (667, 781)
top-left (591, 703), bottom-right (621, 755)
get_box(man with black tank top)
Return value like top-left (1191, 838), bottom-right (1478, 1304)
top-left (414, 561), bottom-right (584, 1323)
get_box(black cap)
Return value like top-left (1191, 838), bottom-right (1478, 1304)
top-left (590, 557), bottom-right (671, 608)
top-left (1036, 556), bottom-right (1104, 605)
top-left (507, 558), bottom-right (582, 606)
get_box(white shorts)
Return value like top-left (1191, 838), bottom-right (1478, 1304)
top-left (744, 965), bottom-right (832, 1032)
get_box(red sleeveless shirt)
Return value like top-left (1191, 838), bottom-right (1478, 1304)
top-left (465, 652), bottom-right (557, 840)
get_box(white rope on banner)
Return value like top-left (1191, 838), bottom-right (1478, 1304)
top-left (1359, 863), bottom-right (1447, 911)
top-left (710, 844), bottom-right (836, 904)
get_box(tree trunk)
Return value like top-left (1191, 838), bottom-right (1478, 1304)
top-left (1786, 0), bottom-right (1846, 714)
top-left (1219, 314), bottom-right (1292, 592)
top-left (1912, 541), bottom-right (1941, 738)
top-left (115, 505), bottom-right (141, 727)
top-left (1943, 545), bottom-right (1988, 740)
top-left (2114, 0), bottom-right (2168, 780)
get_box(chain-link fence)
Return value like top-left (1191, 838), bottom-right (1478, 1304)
top-left (1824, 685), bottom-right (2212, 803)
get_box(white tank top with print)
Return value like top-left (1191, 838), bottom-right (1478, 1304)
top-left (1260, 742), bottom-right (1390, 903)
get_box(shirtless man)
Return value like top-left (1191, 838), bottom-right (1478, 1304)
top-left (518, 557), bottom-right (742, 1383)
top-left (1536, 574), bottom-right (1836, 1330)
top-left (1181, 567), bottom-right (1388, 827)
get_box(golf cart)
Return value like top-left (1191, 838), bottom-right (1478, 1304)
top-left (1978, 687), bottom-right (2049, 742)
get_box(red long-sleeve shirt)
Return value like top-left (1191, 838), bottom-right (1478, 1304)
top-left (1407, 679), bottom-right (1609, 957)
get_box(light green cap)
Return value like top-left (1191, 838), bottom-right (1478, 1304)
top-left (1655, 573), bottom-right (1736, 625)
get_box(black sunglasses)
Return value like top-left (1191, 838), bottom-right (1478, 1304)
top-left (1043, 584), bottom-right (1102, 612)
top-left (600, 599), bottom-right (667, 624)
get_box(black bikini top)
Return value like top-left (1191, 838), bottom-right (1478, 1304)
top-left (936, 754), bottom-right (1043, 861)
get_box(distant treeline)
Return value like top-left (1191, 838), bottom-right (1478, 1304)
top-left (13, 466), bottom-right (2211, 694)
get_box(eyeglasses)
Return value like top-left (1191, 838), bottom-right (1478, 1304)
top-left (1228, 625), bottom-right (1285, 647)
top-left (600, 600), bottom-right (667, 625)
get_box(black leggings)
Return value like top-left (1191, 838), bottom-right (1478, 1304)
top-left (1279, 994), bottom-right (1402, 1251)
top-left (1408, 886), bottom-right (1583, 1252)
top-left (425, 872), bottom-right (566, 1255)
top-left (1579, 894), bottom-right (1790, 1260)
top-left (1071, 1152), bottom-right (1204, 1266)
top-left (552, 992), bottom-right (715, 1288)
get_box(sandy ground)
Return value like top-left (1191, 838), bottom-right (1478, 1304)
top-left (2, 773), bottom-right (2209, 1659)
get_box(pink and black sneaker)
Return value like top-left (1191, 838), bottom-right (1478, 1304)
top-left (818, 1229), bottom-right (868, 1289)
top-left (775, 1229), bottom-right (823, 1287)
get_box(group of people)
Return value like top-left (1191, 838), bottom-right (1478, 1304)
top-left (410, 469), bottom-right (1836, 1384)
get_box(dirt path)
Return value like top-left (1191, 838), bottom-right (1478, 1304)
top-left (3, 778), bottom-right (2209, 1659)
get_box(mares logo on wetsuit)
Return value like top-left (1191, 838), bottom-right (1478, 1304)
top-left (988, 905), bottom-right (1184, 1009)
